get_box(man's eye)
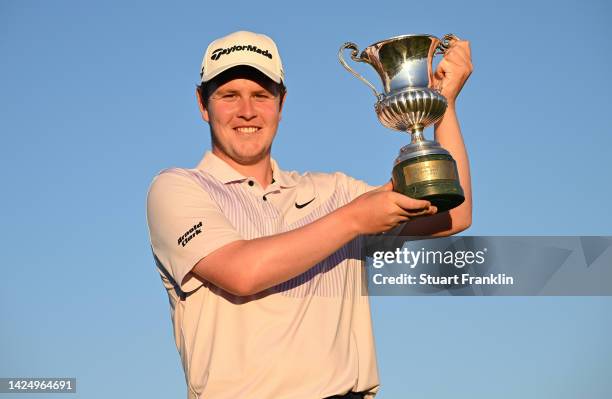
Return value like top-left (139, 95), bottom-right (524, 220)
top-left (254, 94), bottom-right (272, 100)
top-left (215, 93), bottom-right (237, 100)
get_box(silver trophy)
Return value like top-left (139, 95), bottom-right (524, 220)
top-left (339, 34), bottom-right (464, 212)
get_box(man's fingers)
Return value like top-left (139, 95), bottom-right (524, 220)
top-left (437, 42), bottom-right (472, 72)
top-left (395, 195), bottom-right (431, 211)
top-left (385, 191), bottom-right (431, 211)
top-left (405, 209), bottom-right (430, 217)
top-left (396, 203), bottom-right (437, 220)
top-left (446, 39), bottom-right (471, 58)
top-left (454, 40), bottom-right (471, 58)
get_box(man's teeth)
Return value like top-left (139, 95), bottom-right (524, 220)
top-left (236, 127), bottom-right (259, 133)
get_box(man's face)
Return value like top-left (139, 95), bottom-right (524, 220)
top-left (199, 70), bottom-right (284, 166)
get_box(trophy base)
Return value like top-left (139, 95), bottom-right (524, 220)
top-left (392, 153), bottom-right (465, 213)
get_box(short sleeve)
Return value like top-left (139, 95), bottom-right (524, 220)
top-left (146, 170), bottom-right (243, 293)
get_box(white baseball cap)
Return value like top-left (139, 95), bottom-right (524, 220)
top-left (200, 31), bottom-right (285, 84)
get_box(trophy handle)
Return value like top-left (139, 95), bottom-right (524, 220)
top-left (433, 34), bottom-right (460, 93)
top-left (338, 42), bottom-right (383, 101)
top-left (434, 33), bottom-right (460, 56)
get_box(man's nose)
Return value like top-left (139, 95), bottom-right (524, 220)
top-left (237, 97), bottom-right (256, 119)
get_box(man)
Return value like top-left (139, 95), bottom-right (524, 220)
top-left (147, 30), bottom-right (472, 399)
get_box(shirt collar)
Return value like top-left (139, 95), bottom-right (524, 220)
top-left (196, 151), bottom-right (245, 183)
top-left (270, 158), bottom-right (298, 188)
top-left (196, 151), bottom-right (298, 188)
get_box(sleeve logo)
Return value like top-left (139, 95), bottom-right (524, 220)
top-left (177, 221), bottom-right (203, 247)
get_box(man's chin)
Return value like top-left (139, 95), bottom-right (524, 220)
top-left (231, 150), bottom-right (270, 166)
top-left (211, 144), bottom-right (272, 166)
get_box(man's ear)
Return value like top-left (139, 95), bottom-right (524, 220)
top-left (278, 91), bottom-right (287, 119)
top-left (196, 87), bottom-right (210, 122)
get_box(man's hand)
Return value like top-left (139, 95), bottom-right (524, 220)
top-left (346, 181), bottom-right (437, 235)
top-left (434, 38), bottom-right (473, 108)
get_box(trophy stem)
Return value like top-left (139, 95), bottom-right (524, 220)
top-left (409, 125), bottom-right (425, 144)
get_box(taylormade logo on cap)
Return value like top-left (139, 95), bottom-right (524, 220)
top-left (201, 30), bottom-right (284, 84)
top-left (210, 45), bottom-right (273, 61)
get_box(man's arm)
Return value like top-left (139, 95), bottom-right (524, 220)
top-left (399, 38), bottom-right (473, 237)
top-left (193, 183), bottom-right (435, 296)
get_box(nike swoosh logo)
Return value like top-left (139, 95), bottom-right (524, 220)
top-left (295, 198), bottom-right (315, 209)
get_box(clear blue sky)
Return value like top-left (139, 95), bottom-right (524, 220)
top-left (1, 0), bottom-right (610, 398)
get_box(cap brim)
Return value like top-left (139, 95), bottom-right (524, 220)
top-left (202, 61), bottom-right (282, 84)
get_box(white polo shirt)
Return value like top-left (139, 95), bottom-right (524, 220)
top-left (146, 151), bottom-right (379, 399)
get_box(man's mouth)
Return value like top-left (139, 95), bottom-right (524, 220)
top-left (234, 127), bottom-right (260, 133)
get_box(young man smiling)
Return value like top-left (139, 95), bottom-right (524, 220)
top-left (147, 30), bottom-right (472, 399)
top-left (199, 65), bottom-right (286, 183)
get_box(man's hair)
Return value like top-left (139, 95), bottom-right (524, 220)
top-left (196, 66), bottom-right (286, 109)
